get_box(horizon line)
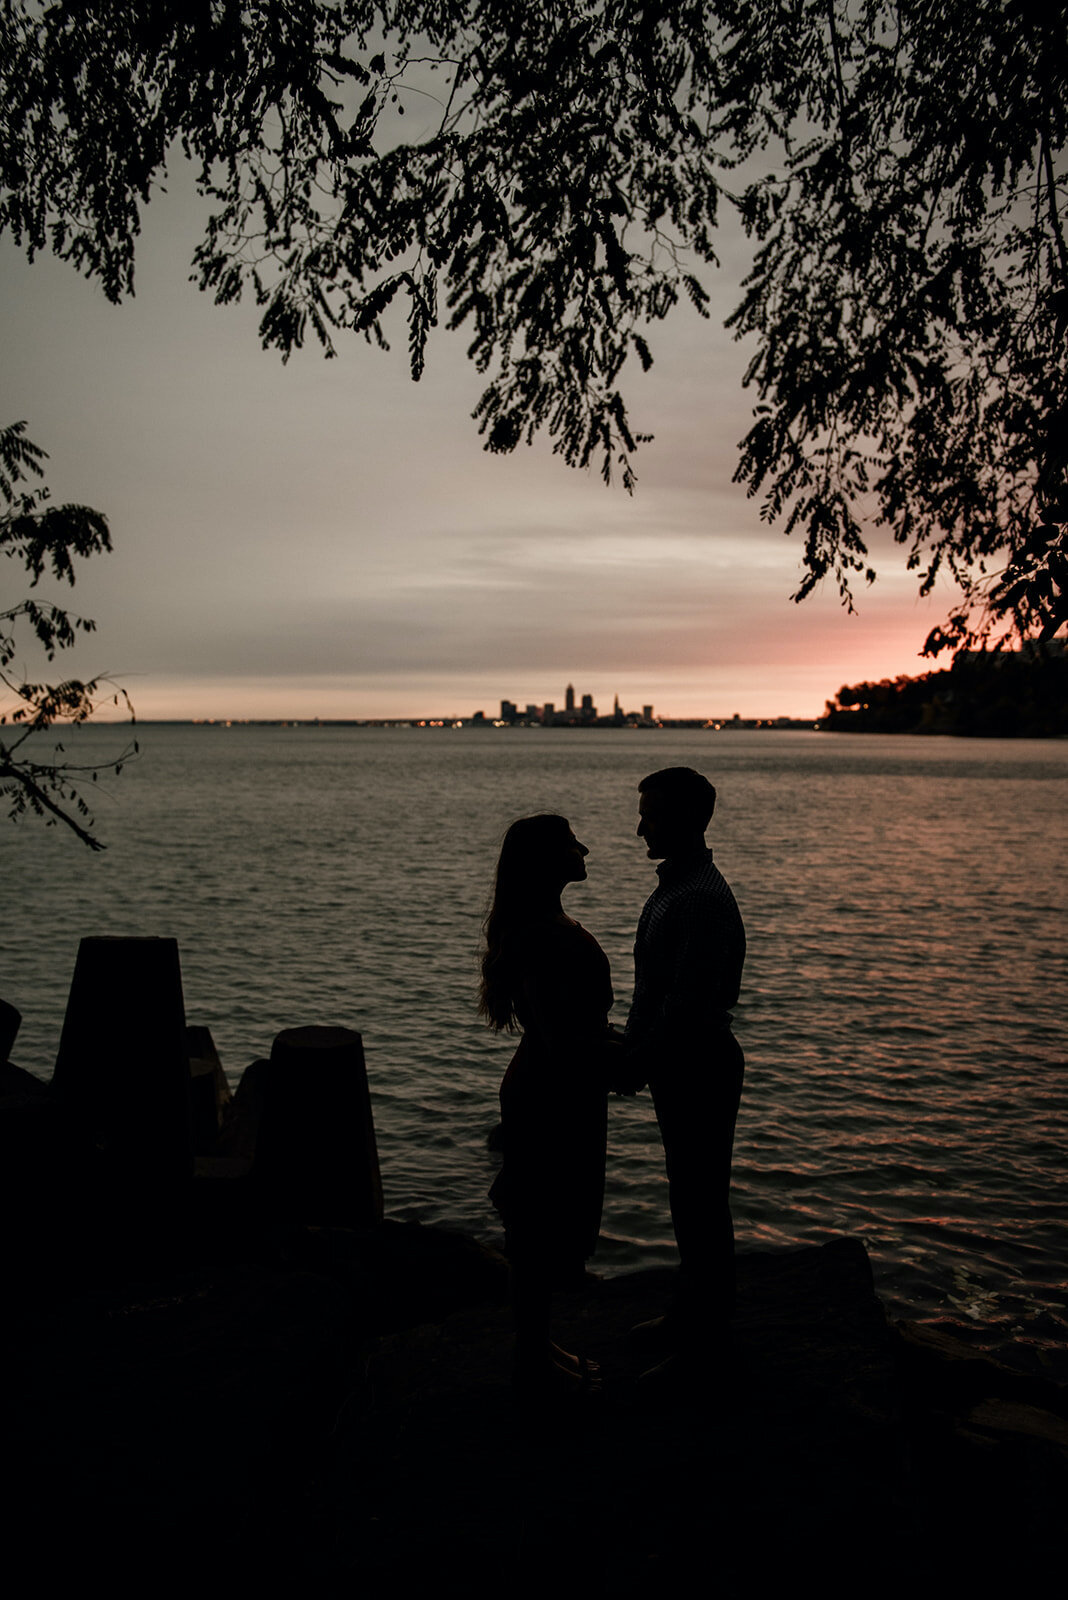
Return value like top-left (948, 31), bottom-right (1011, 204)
top-left (66, 713), bottom-right (825, 729)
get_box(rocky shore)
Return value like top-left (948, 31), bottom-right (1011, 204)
top-left (3, 966), bottom-right (1064, 1595)
top-left (4, 1219), bottom-right (1065, 1595)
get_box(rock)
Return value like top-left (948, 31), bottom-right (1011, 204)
top-left (251, 1025), bottom-right (384, 1227)
top-left (217, 1056), bottom-right (269, 1163)
top-left (0, 1056), bottom-right (50, 1104)
top-left (289, 1218), bottom-right (508, 1329)
top-left (1, 996), bottom-right (21, 1061)
top-left (893, 1318), bottom-right (1068, 1417)
top-left (2, 1263), bottom-right (352, 1583)
top-left (4, 1232), bottom-right (1064, 1589)
top-left (51, 936), bottom-right (192, 1190)
top-left (0, 1093), bottom-right (99, 1287)
top-left (186, 1023), bottom-right (231, 1154)
top-left (963, 1398), bottom-right (1068, 1452)
top-left (336, 1239), bottom-right (909, 1593)
top-left (892, 1319), bottom-right (1067, 1587)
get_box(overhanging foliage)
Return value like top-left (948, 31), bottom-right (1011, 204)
top-left (1, 421), bottom-right (136, 849)
top-left (1, 0), bottom-right (1065, 650)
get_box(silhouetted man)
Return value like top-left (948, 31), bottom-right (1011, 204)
top-left (623, 766), bottom-right (746, 1360)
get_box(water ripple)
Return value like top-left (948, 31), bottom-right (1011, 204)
top-left (2, 725), bottom-right (1065, 1358)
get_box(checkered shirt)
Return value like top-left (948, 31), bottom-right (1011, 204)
top-left (624, 846), bottom-right (745, 1064)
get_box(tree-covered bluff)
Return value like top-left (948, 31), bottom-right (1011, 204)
top-left (822, 648), bottom-right (1067, 737)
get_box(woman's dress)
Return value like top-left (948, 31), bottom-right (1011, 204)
top-left (489, 917), bottom-right (612, 1276)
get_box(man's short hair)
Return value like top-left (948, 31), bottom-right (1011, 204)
top-left (638, 767), bottom-right (717, 830)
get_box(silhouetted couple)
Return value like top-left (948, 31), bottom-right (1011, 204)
top-left (480, 767), bottom-right (746, 1397)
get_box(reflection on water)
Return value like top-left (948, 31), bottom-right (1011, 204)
top-left (1, 725), bottom-right (1065, 1367)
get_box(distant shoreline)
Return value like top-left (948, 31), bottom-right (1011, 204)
top-left (69, 716), bottom-right (825, 731)
top-left (46, 718), bottom-right (1067, 738)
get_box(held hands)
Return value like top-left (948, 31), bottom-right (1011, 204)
top-left (602, 1025), bottom-right (646, 1096)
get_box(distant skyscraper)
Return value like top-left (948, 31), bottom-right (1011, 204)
top-left (580, 693), bottom-right (595, 719)
top-left (565, 682), bottom-right (575, 714)
top-left (642, 705), bottom-right (654, 723)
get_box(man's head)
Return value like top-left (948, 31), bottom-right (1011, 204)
top-left (637, 767), bottom-right (717, 859)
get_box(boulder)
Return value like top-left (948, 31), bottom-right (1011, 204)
top-left (187, 1023), bottom-right (231, 1154)
top-left (1, 996), bottom-right (21, 1062)
top-left (51, 936), bottom-right (192, 1190)
top-left (216, 1028), bottom-right (384, 1229)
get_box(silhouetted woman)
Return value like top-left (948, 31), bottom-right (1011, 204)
top-left (480, 814), bottom-right (614, 1395)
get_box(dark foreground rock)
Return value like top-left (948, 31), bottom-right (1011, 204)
top-left (3, 1231), bottom-right (1064, 1595)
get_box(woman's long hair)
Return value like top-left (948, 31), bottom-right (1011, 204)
top-left (479, 814), bottom-right (572, 1032)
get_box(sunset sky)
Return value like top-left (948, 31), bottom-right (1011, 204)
top-left (2, 166), bottom-right (954, 723)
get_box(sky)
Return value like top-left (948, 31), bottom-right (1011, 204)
top-left (2, 157), bottom-right (957, 723)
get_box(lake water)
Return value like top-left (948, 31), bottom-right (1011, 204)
top-left (2, 724), bottom-right (1065, 1371)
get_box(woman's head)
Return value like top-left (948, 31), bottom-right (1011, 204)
top-left (495, 813), bottom-right (588, 897)
top-left (479, 814), bottom-right (588, 1030)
